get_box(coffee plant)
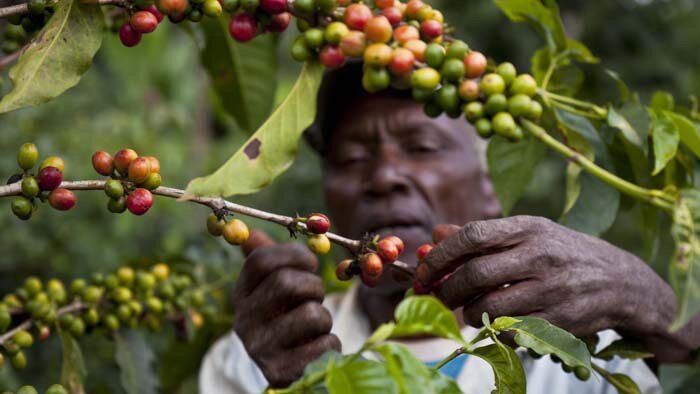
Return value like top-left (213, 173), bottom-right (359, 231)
top-left (0, 0), bottom-right (699, 392)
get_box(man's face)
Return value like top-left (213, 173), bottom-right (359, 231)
top-left (322, 93), bottom-right (500, 293)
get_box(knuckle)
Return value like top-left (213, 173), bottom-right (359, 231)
top-left (322, 334), bottom-right (342, 352)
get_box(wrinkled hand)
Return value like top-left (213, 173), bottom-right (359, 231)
top-left (417, 216), bottom-right (672, 339)
top-left (232, 231), bottom-right (341, 387)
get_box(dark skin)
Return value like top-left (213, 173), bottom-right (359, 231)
top-left (232, 93), bottom-right (700, 387)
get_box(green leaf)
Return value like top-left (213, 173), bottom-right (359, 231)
top-left (508, 316), bottom-right (591, 370)
top-left (487, 134), bottom-right (546, 215)
top-left (391, 296), bottom-right (464, 344)
top-left (0, 0), bottom-right (103, 113)
top-left (665, 111), bottom-right (700, 160)
top-left (200, 17), bottom-right (278, 133)
top-left (491, 316), bottom-right (521, 332)
top-left (373, 343), bottom-right (460, 394)
top-left (607, 105), bottom-right (651, 184)
top-left (286, 351), bottom-right (346, 393)
top-left (58, 325), bottom-right (86, 394)
top-left (594, 338), bottom-right (654, 361)
top-left (566, 39), bottom-right (599, 64)
top-left (469, 343), bottom-right (526, 394)
top-left (592, 365), bottom-right (641, 394)
top-left (555, 109), bottom-right (620, 235)
top-left (184, 62), bottom-right (324, 198)
top-left (669, 189), bottom-right (700, 330)
top-left (366, 323), bottom-right (396, 346)
top-left (651, 91), bottom-right (675, 111)
top-left (325, 359), bottom-right (398, 394)
top-left (114, 331), bottom-right (159, 394)
top-left (493, 0), bottom-right (566, 50)
top-left (651, 113), bottom-right (680, 176)
top-left (605, 70), bottom-right (631, 103)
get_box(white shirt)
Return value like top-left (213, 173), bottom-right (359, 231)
top-left (199, 283), bottom-right (661, 394)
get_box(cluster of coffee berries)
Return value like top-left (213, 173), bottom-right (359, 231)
top-left (412, 242), bottom-right (434, 294)
top-left (335, 235), bottom-right (404, 287)
top-left (0, 263), bottom-right (210, 373)
top-left (227, 0), bottom-right (293, 42)
top-left (92, 149), bottom-right (161, 215)
top-left (0, 0), bottom-right (53, 55)
top-left (302, 213), bottom-right (332, 255)
top-left (206, 212), bottom-right (250, 246)
top-left (6, 143), bottom-right (76, 220)
top-left (0, 384), bottom-right (67, 394)
top-left (286, 0), bottom-right (543, 142)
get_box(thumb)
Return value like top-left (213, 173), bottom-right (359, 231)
top-left (432, 224), bottom-right (461, 244)
top-left (241, 229), bottom-right (276, 257)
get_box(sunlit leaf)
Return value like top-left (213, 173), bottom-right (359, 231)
top-left (469, 343), bottom-right (526, 394)
top-left (651, 112), bottom-right (680, 176)
top-left (373, 343), bottom-right (460, 394)
top-left (391, 296), bottom-right (464, 343)
top-left (651, 91), bottom-right (675, 111)
top-left (593, 365), bottom-right (641, 394)
top-left (0, 0), bottom-right (103, 113)
top-left (200, 17), bottom-right (278, 133)
top-left (487, 134), bottom-right (546, 216)
top-left (665, 111), bottom-right (700, 160)
top-left (494, 0), bottom-right (566, 50)
top-left (508, 316), bottom-right (591, 370)
top-left (325, 359), bottom-right (398, 394)
top-left (184, 62), bottom-right (323, 198)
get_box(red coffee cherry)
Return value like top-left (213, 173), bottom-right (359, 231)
top-left (339, 31), bottom-right (366, 57)
top-left (375, 0), bottom-right (394, 8)
top-left (364, 16), bottom-right (392, 43)
top-left (412, 278), bottom-right (431, 295)
top-left (145, 5), bottom-right (164, 22)
top-left (128, 157), bottom-right (152, 184)
top-left (360, 253), bottom-right (383, 278)
top-left (393, 25), bottom-right (419, 44)
top-left (458, 79), bottom-right (480, 101)
top-left (48, 188), bottom-right (77, 211)
top-left (126, 188), bottom-right (154, 216)
top-left (114, 148), bottom-right (138, 175)
top-left (130, 11), bottom-right (159, 34)
top-left (92, 151), bottom-right (114, 176)
top-left (336, 259), bottom-right (354, 281)
top-left (305, 213), bottom-right (330, 234)
top-left (344, 3), bottom-right (372, 31)
top-left (260, 0), bottom-right (286, 14)
top-left (405, 0), bottom-right (426, 19)
top-left (119, 23), bottom-right (142, 47)
top-left (403, 39), bottom-right (426, 62)
top-left (376, 239), bottom-right (399, 263)
top-left (38, 166), bottom-right (63, 191)
top-left (464, 51), bottom-right (487, 78)
top-left (157, 0), bottom-right (188, 16)
top-left (416, 243), bottom-right (434, 261)
top-left (389, 47), bottom-right (415, 75)
top-left (420, 19), bottom-right (442, 40)
top-left (381, 6), bottom-right (403, 26)
top-left (229, 12), bottom-right (258, 42)
top-left (319, 45), bottom-right (346, 69)
top-left (265, 12), bottom-right (291, 32)
top-left (384, 235), bottom-right (404, 255)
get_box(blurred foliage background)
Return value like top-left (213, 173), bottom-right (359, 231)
top-left (0, 0), bottom-right (698, 392)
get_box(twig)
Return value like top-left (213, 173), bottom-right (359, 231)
top-left (0, 300), bottom-right (85, 346)
top-left (0, 2), bottom-right (29, 19)
top-left (0, 180), bottom-right (414, 276)
top-left (433, 346), bottom-right (466, 370)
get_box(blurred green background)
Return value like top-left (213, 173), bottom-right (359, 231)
top-left (0, 0), bottom-right (698, 392)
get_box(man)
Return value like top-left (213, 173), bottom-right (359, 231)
top-left (199, 63), bottom-right (700, 393)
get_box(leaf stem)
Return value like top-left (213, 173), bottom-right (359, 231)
top-left (520, 120), bottom-right (676, 213)
top-left (539, 89), bottom-right (608, 117)
top-left (433, 346), bottom-right (467, 370)
top-left (0, 180), bottom-right (414, 277)
top-left (549, 101), bottom-right (606, 120)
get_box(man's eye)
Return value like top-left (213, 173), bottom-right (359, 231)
top-left (408, 143), bottom-right (440, 154)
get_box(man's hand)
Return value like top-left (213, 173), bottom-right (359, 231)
top-left (417, 216), bottom-right (699, 363)
top-left (232, 231), bottom-right (341, 387)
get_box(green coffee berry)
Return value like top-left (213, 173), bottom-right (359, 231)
top-left (21, 177), bottom-right (39, 199)
top-left (475, 118), bottom-right (493, 138)
top-left (496, 62), bottom-right (517, 85)
top-left (445, 40), bottom-right (468, 60)
top-left (508, 94), bottom-right (532, 118)
top-left (104, 179), bottom-right (124, 199)
top-left (485, 94), bottom-right (508, 115)
top-left (17, 143), bottom-right (38, 170)
top-left (11, 197), bottom-right (33, 221)
top-left (464, 102), bottom-right (484, 122)
top-left (424, 43), bottom-right (445, 69)
top-left (11, 351), bottom-right (27, 369)
top-left (440, 58), bottom-right (465, 82)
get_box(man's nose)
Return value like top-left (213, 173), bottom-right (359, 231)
top-left (363, 147), bottom-right (410, 197)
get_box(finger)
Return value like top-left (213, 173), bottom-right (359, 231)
top-left (238, 242), bottom-right (318, 295)
top-left (418, 216), bottom-right (537, 285)
top-left (432, 224), bottom-right (461, 244)
top-left (271, 334), bottom-right (342, 387)
top-left (242, 229), bottom-right (276, 257)
top-left (274, 301), bottom-right (333, 347)
top-left (250, 268), bottom-right (325, 317)
top-left (434, 248), bottom-right (539, 309)
top-left (461, 280), bottom-right (544, 328)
